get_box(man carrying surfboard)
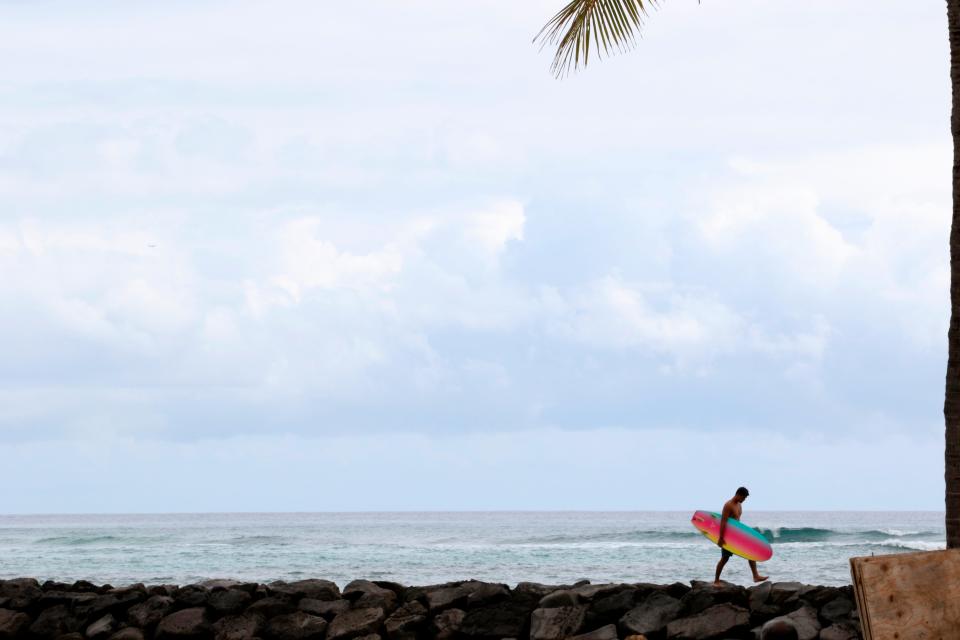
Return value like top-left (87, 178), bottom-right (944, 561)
top-left (715, 487), bottom-right (769, 585)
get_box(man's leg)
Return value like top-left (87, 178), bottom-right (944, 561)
top-left (748, 560), bottom-right (768, 583)
top-left (714, 550), bottom-right (731, 585)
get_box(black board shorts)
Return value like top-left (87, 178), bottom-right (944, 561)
top-left (721, 548), bottom-right (733, 560)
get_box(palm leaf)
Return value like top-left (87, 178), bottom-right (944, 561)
top-left (535, 0), bottom-right (655, 77)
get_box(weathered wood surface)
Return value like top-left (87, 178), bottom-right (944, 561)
top-left (850, 548), bottom-right (960, 640)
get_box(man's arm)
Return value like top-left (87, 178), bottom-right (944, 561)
top-left (717, 504), bottom-right (731, 547)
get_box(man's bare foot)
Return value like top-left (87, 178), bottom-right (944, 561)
top-left (753, 575), bottom-right (769, 583)
top-left (713, 580), bottom-right (724, 586)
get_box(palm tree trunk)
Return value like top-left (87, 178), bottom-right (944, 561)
top-left (947, 0), bottom-right (960, 549)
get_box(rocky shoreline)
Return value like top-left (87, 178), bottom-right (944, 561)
top-left (0, 577), bottom-right (861, 640)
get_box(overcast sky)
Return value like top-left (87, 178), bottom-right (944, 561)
top-left (0, 0), bottom-right (949, 512)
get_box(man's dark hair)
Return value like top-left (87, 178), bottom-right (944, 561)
top-left (736, 486), bottom-right (750, 497)
top-left (761, 620), bottom-right (798, 640)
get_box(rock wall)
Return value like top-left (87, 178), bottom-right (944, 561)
top-left (0, 577), bottom-right (861, 640)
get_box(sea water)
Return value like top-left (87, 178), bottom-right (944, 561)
top-left (0, 511), bottom-right (944, 587)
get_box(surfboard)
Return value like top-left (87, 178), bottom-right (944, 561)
top-left (690, 510), bottom-right (773, 562)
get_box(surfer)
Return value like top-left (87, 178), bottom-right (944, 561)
top-left (715, 487), bottom-right (769, 585)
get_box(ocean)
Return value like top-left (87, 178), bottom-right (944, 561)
top-left (0, 511), bottom-right (944, 588)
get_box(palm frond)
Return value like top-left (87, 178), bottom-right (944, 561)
top-left (535, 0), bottom-right (655, 78)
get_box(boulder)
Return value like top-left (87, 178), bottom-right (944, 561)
top-left (819, 597), bottom-right (854, 624)
top-left (30, 605), bottom-right (81, 639)
top-left (819, 623), bottom-right (859, 640)
top-left (464, 582), bottom-right (511, 608)
top-left (431, 608), bottom-right (465, 640)
top-left (665, 603), bottom-right (750, 639)
top-left (747, 582), bottom-right (772, 611)
top-left (458, 595), bottom-right (538, 640)
top-left (198, 580), bottom-right (243, 591)
top-left (425, 585), bottom-right (472, 612)
top-left (247, 596), bottom-right (297, 618)
top-left (343, 581), bottom-right (397, 612)
top-left (327, 607), bottom-right (386, 640)
top-left (71, 581), bottom-right (99, 593)
top-left (211, 613), bottom-right (265, 640)
top-left (300, 598), bottom-right (351, 619)
top-left (538, 591), bottom-right (583, 608)
top-left (783, 605), bottom-right (820, 640)
top-left (84, 614), bottom-right (116, 639)
top-left (680, 583), bottom-right (747, 617)
top-left (0, 608), bottom-right (31, 639)
top-left (57, 634), bottom-right (84, 640)
top-left (107, 630), bottom-right (144, 640)
top-left (127, 595), bottom-right (174, 628)
top-left (619, 592), bottom-right (682, 637)
top-left (799, 585), bottom-right (843, 609)
top-left (0, 578), bottom-right (42, 610)
top-left (514, 583), bottom-right (561, 598)
top-left (570, 584), bottom-right (626, 602)
top-left (207, 589), bottom-right (252, 615)
top-left (172, 586), bottom-right (210, 609)
top-left (663, 583), bottom-right (691, 600)
top-left (567, 624), bottom-right (618, 640)
top-left (155, 607), bottom-right (210, 639)
top-left (768, 583), bottom-right (804, 607)
top-left (264, 611), bottom-right (328, 640)
top-left (270, 580), bottom-right (341, 601)
top-left (529, 605), bottom-right (588, 640)
top-left (383, 601), bottom-right (427, 638)
top-left (586, 588), bottom-right (638, 627)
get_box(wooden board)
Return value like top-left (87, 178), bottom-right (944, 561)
top-left (850, 548), bottom-right (960, 640)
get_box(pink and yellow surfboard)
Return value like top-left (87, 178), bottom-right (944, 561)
top-left (691, 510), bottom-right (773, 562)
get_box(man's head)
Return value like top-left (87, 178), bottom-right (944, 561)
top-left (761, 619), bottom-right (798, 640)
top-left (735, 487), bottom-right (750, 503)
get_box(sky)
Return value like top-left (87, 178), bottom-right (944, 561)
top-left (0, 0), bottom-right (950, 512)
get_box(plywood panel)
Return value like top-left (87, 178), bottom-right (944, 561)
top-left (850, 548), bottom-right (960, 640)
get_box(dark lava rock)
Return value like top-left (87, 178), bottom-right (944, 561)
top-left (247, 596), bottom-right (296, 618)
top-left (768, 583), bottom-right (804, 607)
top-left (568, 623), bottom-right (617, 640)
top-left (265, 611), bottom-right (328, 640)
top-left (327, 607), bottom-right (386, 640)
top-left (155, 607), bottom-right (211, 639)
top-left (665, 603), bottom-right (750, 639)
top-left (383, 601), bottom-right (426, 638)
top-left (768, 605), bottom-right (820, 640)
top-left (198, 580), bottom-right (242, 591)
top-left (587, 588), bottom-right (638, 626)
top-left (513, 583), bottom-right (559, 598)
top-left (820, 597), bottom-right (854, 624)
top-left (107, 629), bottom-right (144, 640)
top-left (538, 590), bottom-right (582, 608)
top-left (172, 586), bottom-right (209, 609)
top-left (0, 578), bottom-right (42, 610)
top-left (30, 604), bottom-right (81, 639)
top-left (619, 592), bottom-right (682, 637)
top-left (127, 595), bottom-right (174, 628)
top-left (663, 582), bottom-right (691, 600)
top-left (211, 613), bottom-right (265, 640)
top-left (269, 580), bottom-right (341, 601)
top-left (431, 608), bottom-right (465, 640)
top-left (0, 608), bottom-right (31, 639)
top-left (800, 585), bottom-right (843, 608)
top-left (84, 613), bottom-right (117, 639)
top-left (458, 595), bottom-right (538, 640)
top-left (465, 583), bottom-right (510, 608)
top-left (208, 589), bottom-right (252, 615)
top-left (529, 605), bottom-right (588, 640)
top-left (425, 585), bottom-right (472, 612)
top-left (58, 633), bottom-right (85, 640)
top-left (569, 584), bottom-right (626, 602)
top-left (680, 582), bottom-right (747, 616)
top-left (71, 582), bottom-right (99, 594)
top-left (747, 582), bottom-right (772, 610)
top-left (343, 581), bottom-right (397, 612)
top-left (300, 598), bottom-right (350, 619)
top-left (820, 622), bottom-right (860, 640)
